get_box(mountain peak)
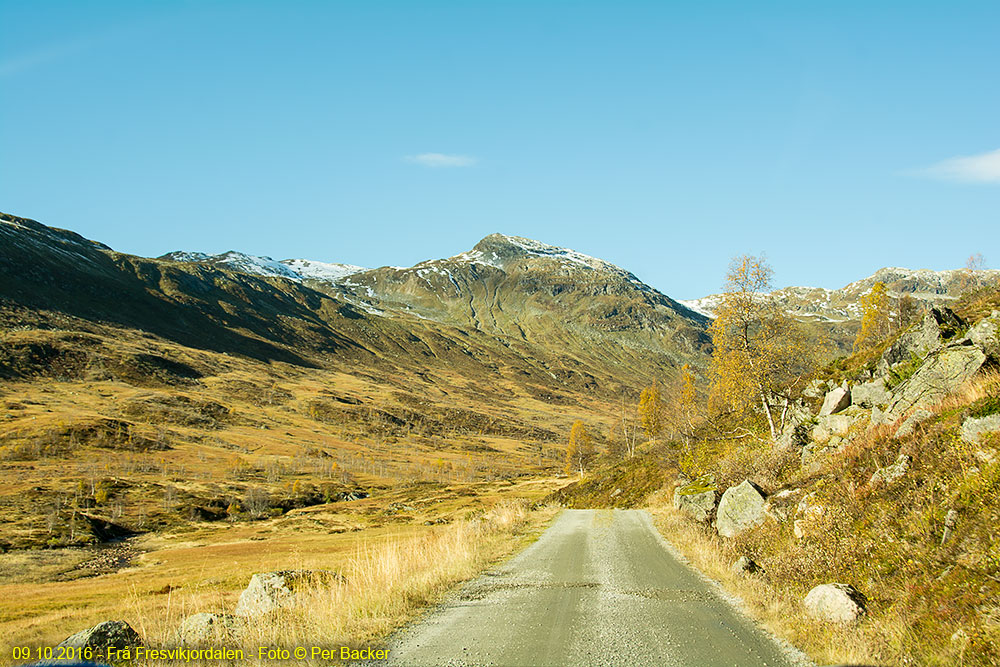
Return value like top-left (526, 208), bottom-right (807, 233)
top-left (460, 233), bottom-right (627, 276)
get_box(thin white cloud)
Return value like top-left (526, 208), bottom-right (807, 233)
top-left (405, 153), bottom-right (478, 168)
top-left (920, 148), bottom-right (1000, 184)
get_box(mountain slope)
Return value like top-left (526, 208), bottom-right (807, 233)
top-left (1, 212), bottom-right (712, 411)
top-left (336, 233), bottom-right (711, 366)
top-left (151, 229), bottom-right (713, 388)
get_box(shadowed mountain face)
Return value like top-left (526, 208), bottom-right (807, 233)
top-left (0, 214), bottom-right (711, 400)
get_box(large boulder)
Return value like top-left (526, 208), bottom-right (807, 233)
top-left (673, 478), bottom-right (717, 523)
top-left (174, 613), bottom-right (242, 646)
top-left (58, 620), bottom-right (142, 651)
top-left (234, 570), bottom-right (342, 616)
top-left (716, 480), bottom-right (767, 538)
top-left (851, 378), bottom-right (890, 409)
top-left (819, 387), bottom-right (851, 416)
top-left (882, 344), bottom-right (987, 423)
top-left (812, 414), bottom-right (855, 443)
top-left (967, 311), bottom-right (1000, 360)
top-left (961, 414), bottom-right (1000, 444)
top-left (804, 583), bottom-right (866, 622)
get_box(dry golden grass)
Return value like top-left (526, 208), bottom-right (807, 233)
top-left (1, 493), bottom-right (557, 666)
top-left (942, 368), bottom-right (1000, 410)
top-left (648, 499), bottom-right (929, 667)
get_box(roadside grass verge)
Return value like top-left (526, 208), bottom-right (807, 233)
top-left (164, 499), bottom-right (552, 659)
top-left (648, 500), bottom-right (888, 666)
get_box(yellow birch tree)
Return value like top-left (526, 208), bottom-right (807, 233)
top-left (638, 382), bottom-right (664, 442)
top-left (854, 281), bottom-right (891, 353)
top-left (708, 254), bottom-right (813, 442)
top-left (564, 420), bottom-right (596, 476)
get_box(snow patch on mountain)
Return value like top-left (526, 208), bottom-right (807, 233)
top-left (454, 233), bottom-right (656, 293)
top-left (678, 297), bottom-right (721, 318)
top-left (159, 251), bottom-right (367, 284)
top-left (280, 259), bottom-right (366, 282)
top-left (451, 249), bottom-right (505, 269)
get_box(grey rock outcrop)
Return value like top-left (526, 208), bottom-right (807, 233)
top-left (804, 583), bottom-right (866, 622)
top-left (819, 387), bottom-right (851, 416)
top-left (58, 620), bottom-right (142, 651)
top-left (869, 454), bottom-right (911, 486)
top-left (673, 478), bottom-right (717, 523)
top-left (879, 307), bottom-right (964, 375)
top-left (893, 408), bottom-right (934, 438)
top-left (966, 311), bottom-right (1000, 360)
top-left (803, 379), bottom-right (830, 399)
top-left (716, 480), bottom-right (767, 538)
top-left (801, 413), bottom-right (857, 472)
top-left (175, 613), bottom-right (242, 646)
top-left (851, 378), bottom-right (890, 409)
top-left (777, 401), bottom-right (813, 449)
top-left (882, 345), bottom-right (987, 423)
top-left (234, 570), bottom-right (342, 616)
top-left (812, 414), bottom-right (855, 443)
top-left (961, 414), bottom-right (1000, 444)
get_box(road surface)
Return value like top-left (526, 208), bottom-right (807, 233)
top-left (376, 509), bottom-right (810, 666)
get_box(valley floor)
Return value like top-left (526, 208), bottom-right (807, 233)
top-left (0, 478), bottom-right (558, 665)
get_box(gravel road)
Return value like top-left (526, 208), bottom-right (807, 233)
top-left (376, 509), bottom-right (812, 667)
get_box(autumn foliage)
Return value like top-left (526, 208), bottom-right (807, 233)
top-left (708, 254), bottom-right (815, 441)
top-left (564, 420), bottom-right (596, 476)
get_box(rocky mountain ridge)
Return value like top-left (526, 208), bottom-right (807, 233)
top-left (682, 266), bottom-right (1000, 322)
top-left (155, 231), bottom-right (712, 367)
top-left (0, 212), bottom-right (711, 399)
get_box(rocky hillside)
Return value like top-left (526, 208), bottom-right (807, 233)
top-left (665, 299), bottom-right (1000, 665)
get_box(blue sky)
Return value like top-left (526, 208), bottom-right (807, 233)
top-left (1, 1), bottom-right (998, 298)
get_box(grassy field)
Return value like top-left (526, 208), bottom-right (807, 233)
top-left (1, 478), bottom-right (559, 664)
